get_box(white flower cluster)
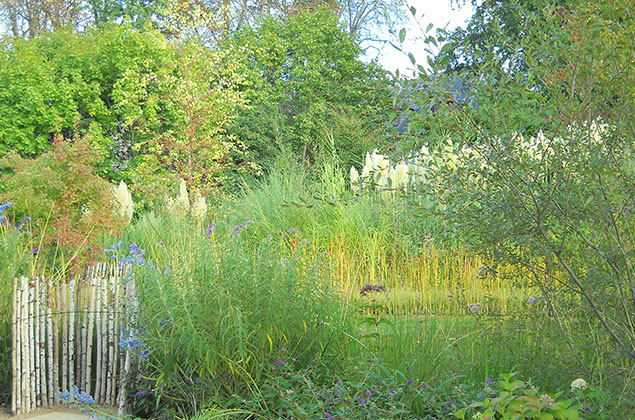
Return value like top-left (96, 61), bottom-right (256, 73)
top-left (350, 121), bottom-right (611, 199)
top-left (570, 378), bottom-right (588, 392)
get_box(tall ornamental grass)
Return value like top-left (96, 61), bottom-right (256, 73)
top-left (221, 165), bottom-right (535, 315)
top-left (113, 213), bottom-right (356, 418)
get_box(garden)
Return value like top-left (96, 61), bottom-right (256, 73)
top-left (0, 0), bottom-right (633, 419)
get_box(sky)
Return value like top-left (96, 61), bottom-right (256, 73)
top-left (362, 0), bottom-right (476, 75)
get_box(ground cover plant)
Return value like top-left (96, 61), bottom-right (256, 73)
top-left (0, 0), bottom-right (633, 418)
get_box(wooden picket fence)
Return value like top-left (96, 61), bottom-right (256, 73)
top-left (11, 263), bottom-right (140, 416)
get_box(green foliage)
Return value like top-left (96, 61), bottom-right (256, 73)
top-left (456, 373), bottom-right (582, 419)
top-left (0, 23), bottom-right (172, 177)
top-left (0, 22), bottom-right (258, 209)
top-left (401, 0), bottom-right (634, 398)
top-left (109, 212), bottom-right (354, 418)
top-left (197, 363), bottom-right (438, 419)
top-left (131, 38), bottom-right (250, 200)
top-left (88, 0), bottom-right (165, 26)
top-left (438, 0), bottom-right (575, 74)
top-left (0, 136), bottom-right (125, 249)
top-left (228, 6), bottom-right (395, 172)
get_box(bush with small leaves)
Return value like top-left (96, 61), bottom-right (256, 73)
top-left (455, 373), bottom-right (582, 420)
top-left (0, 136), bottom-right (125, 252)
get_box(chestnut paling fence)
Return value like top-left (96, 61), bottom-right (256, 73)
top-left (11, 263), bottom-right (140, 416)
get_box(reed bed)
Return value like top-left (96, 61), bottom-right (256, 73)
top-left (216, 167), bottom-right (536, 316)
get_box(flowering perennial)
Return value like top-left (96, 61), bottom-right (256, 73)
top-left (570, 378), bottom-right (588, 391)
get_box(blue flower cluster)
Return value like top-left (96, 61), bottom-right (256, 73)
top-left (103, 240), bottom-right (124, 255)
top-left (57, 386), bottom-right (95, 405)
top-left (104, 241), bottom-right (156, 270)
top-left (0, 202), bottom-right (12, 226)
top-left (119, 326), bottom-right (150, 359)
top-left (126, 243), bottom-right (149, 266)
top-left (205, 222), bottom-right (216, 239)
top-left (56, 386), bottom-right (117, 420)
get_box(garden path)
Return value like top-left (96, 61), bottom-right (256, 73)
top-left (0, 407), bottom-right (90, 419)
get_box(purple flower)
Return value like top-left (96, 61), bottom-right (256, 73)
top-left (245, 220), bottom-right (254, 224)
top-left (490, 393), bottom-right (498, 398)
top-left (314, 392), bottom-right (321, 397)
top-left (205, 223), bottom-right (216, 238)
top-left (266, 234), bottom-right (273, 239)
top-left (30, 247), bottom-right (40, 255)
top-left (336, 380), bottom-right (342, 386)
top-left (233, 222), bottom-right (251, 235)
top-left (449, 399), bottom-right (455, 405)
top-left (358, 397), bottom-right (366, 406)
top-left (584, 406), bottom-right (591, 413)
top-left (16, 216), bottom-right (30, 231)
top-left (276, 359), bottom-right (286, 366)
top-left (388, 388), bottom-right (396, 393)
top-left (407, 379), bottom-right (413, 386)
top-left (365, 389), bottom-right (372, 398)
top-left (443, 406), bottom-right (449, 411)
top-left (335, 391), bottom-right (342, 397)
top-left (324, 414), bottom-right (333, 420)
top-left (130, 243), bottom-right (144, 257)
top-left (135, 391), bottom-right (144, 397)
top-left (422, 383), bottom-right (429, 389)
top-left (157, 241), bottom-right (164, 247)
top-left (286, 227), bottom-right (296, 233)
top-left (372, 385), bottom-right (378, 392)
top-left (486, 377), bottom-right (493, 385)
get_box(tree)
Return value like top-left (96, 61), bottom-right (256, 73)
top-left (338, 0), bottom-right (405, 39)
top-left (437, 0), bottom-right (575, 74)
top-left (406, 0), bottom-right (634, 391)
top-left (0, 21), bottom-right (253, 208)
top-left (86, 0), bottom-right (163, 26)
top-left (156, 0), bottom-right (404, 45)
top-left (0, 23), bottom-right (173, 178)
top-left (228, 6), bottom-right (395, 172)
top-left (0, 0), bottom-right (88, 37)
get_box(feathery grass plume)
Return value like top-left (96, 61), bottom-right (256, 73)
top-left (190, 191), bottom-right (207, 221)
top-left (350, 166), bottom-right (360, 195)
top-left (113, 180), bottom-right (134, 226)
top-left (166, 178), bottom-right (190, 217)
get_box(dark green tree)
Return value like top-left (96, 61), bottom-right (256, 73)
top-left (228, 6), bottom-right (395, 174)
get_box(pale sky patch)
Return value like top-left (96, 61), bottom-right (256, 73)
top-left (361, 0), bottom-right (476, 76)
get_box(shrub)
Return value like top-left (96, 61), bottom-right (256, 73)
top-left (456, 373), bottom-right (582, 420)
top-left (0, 136), bottom-right (125, 252)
